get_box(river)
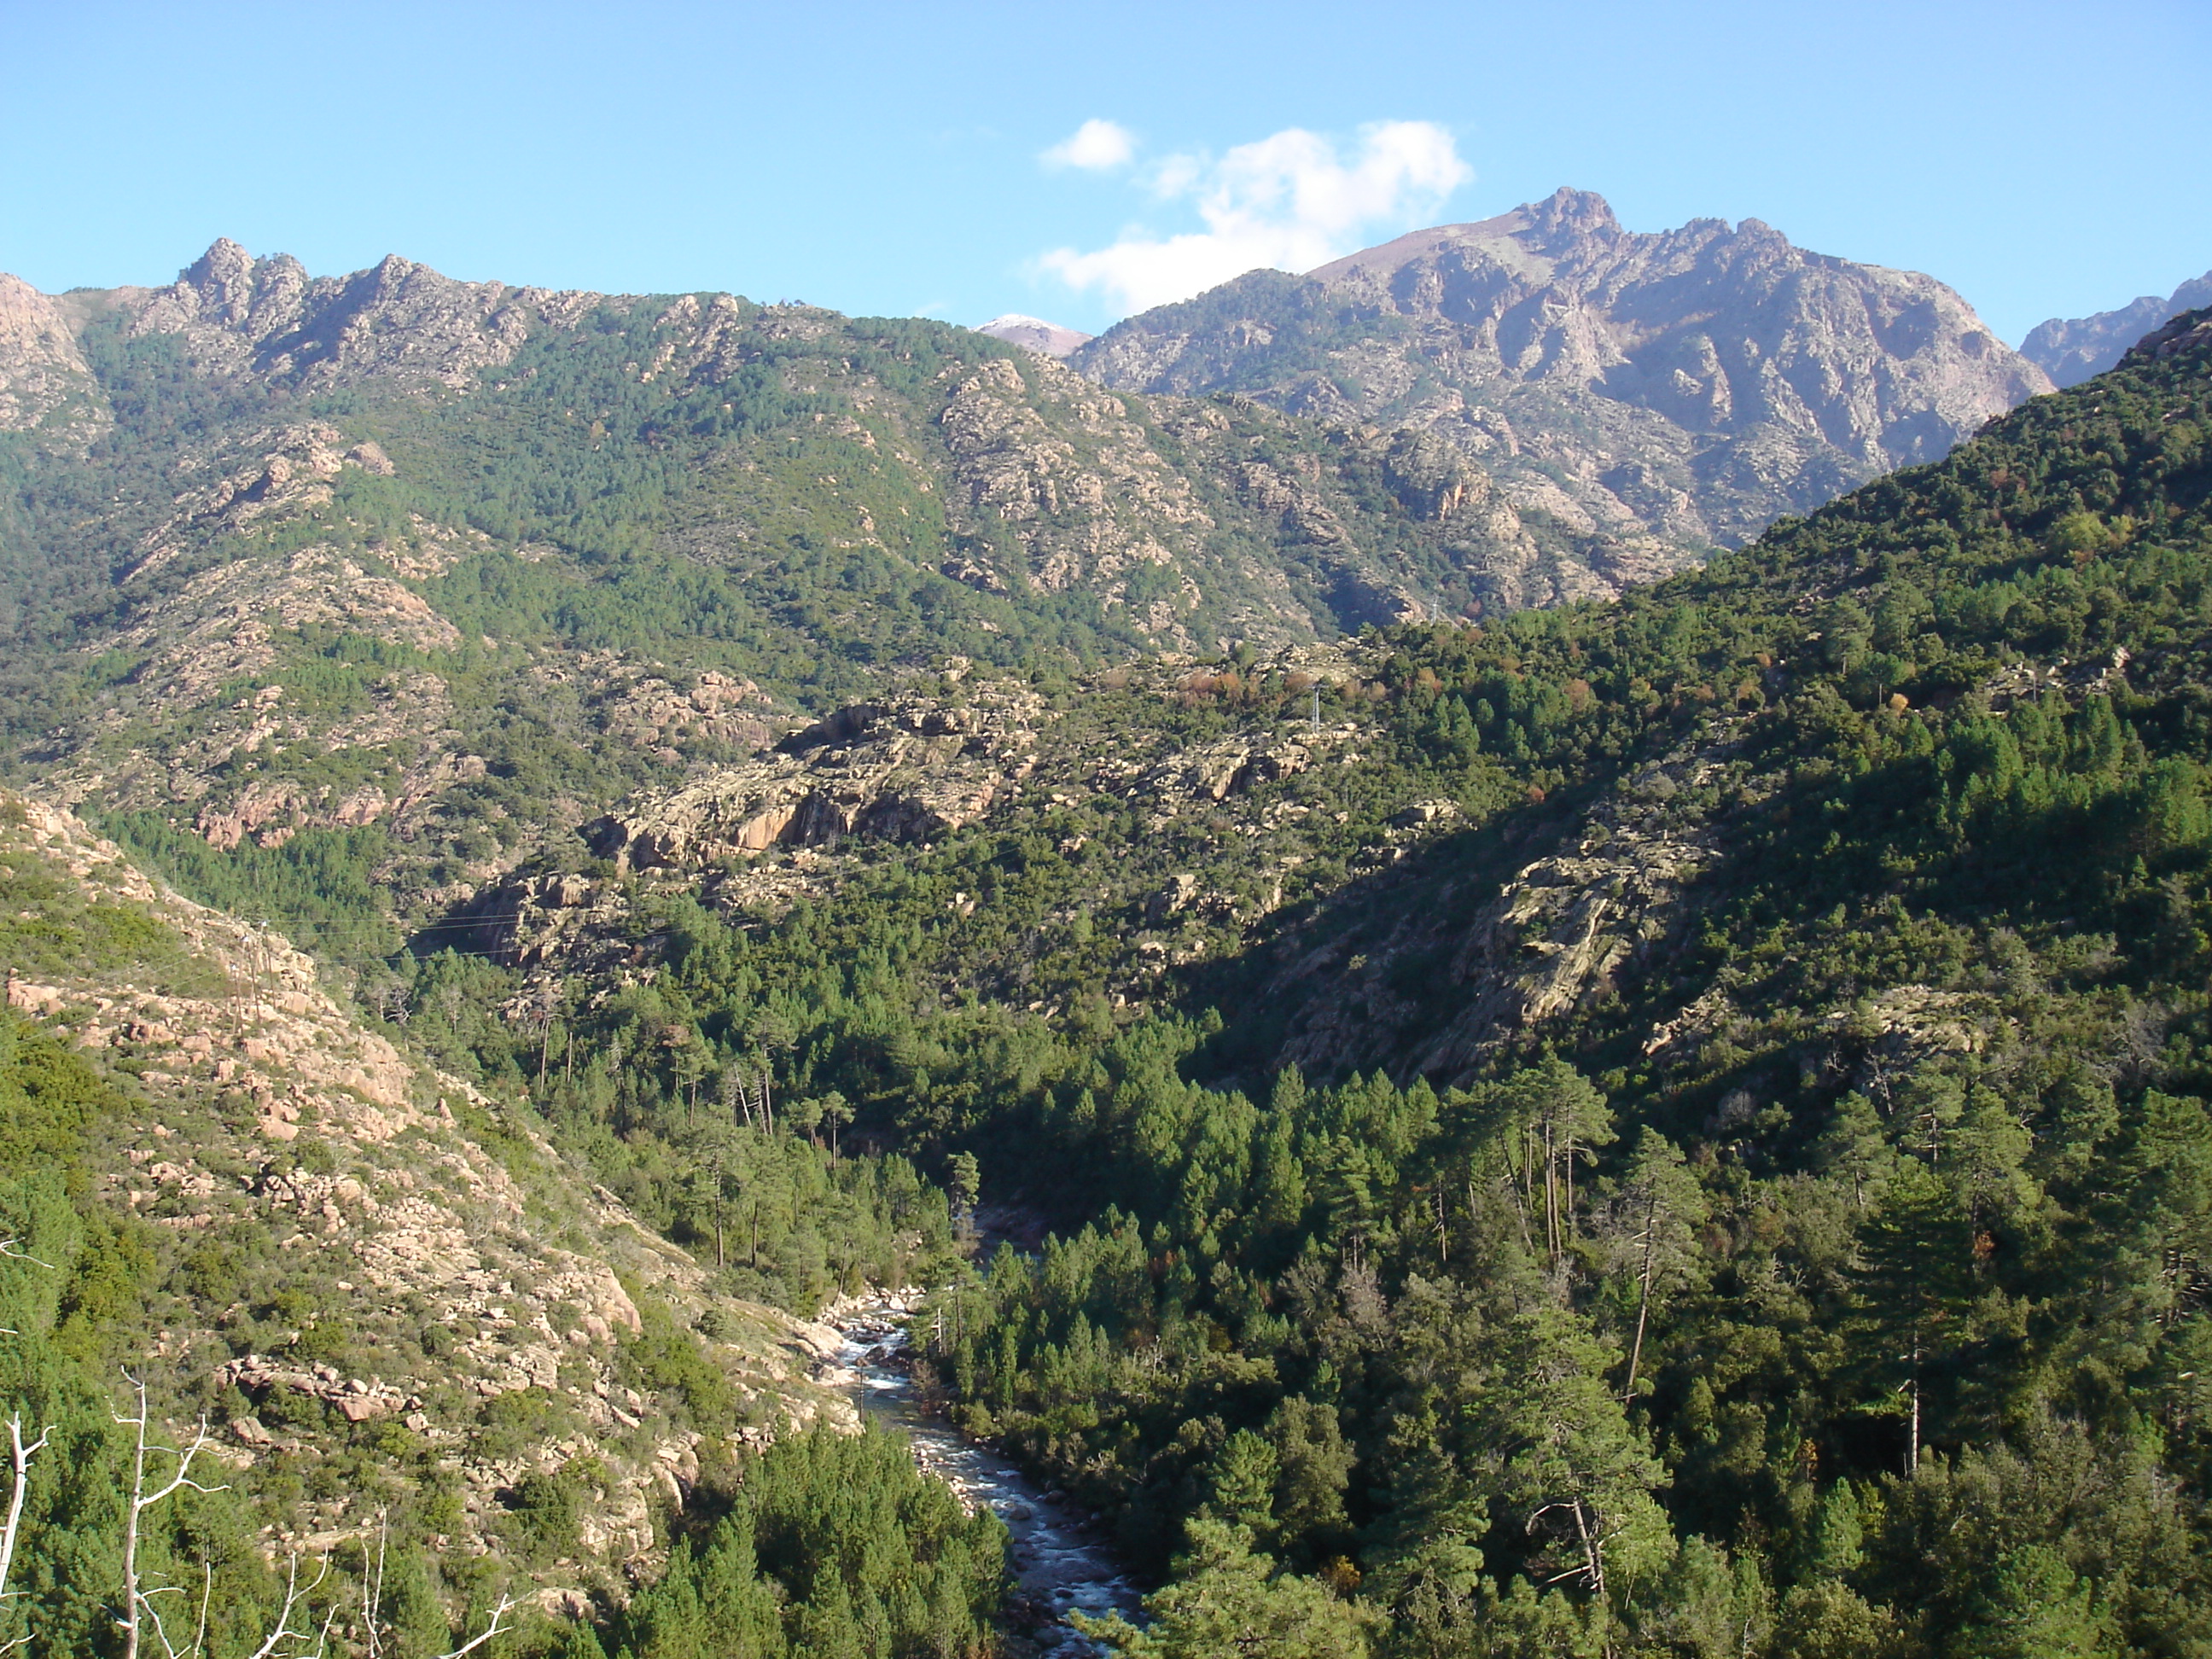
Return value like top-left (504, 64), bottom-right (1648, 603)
top-left (819, 1289), bottom-right (1144, 1656)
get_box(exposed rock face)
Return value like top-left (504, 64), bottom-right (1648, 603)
top-left (975, 314), bottom-right (1095, 358)
top-left (1140, 731), bottom-right (1313, 806)
top-left (125, 422), bottom-right (396, 580)
top-left (442, 645), bottom-right (1391, 990)
top-left (123, 237), bottom-right (595, 391)
top-left (2023, 271), bottom-right (2212, 387)
top-left (583, 682), bottom-right (1044, 876)
top-left (1409, 735), bottom-right (1748, 1080)
top-left (1074, 189), bottom-right (2052, 578)
top-left (102, 544), bottom-right (463, 703)
top-left (2122, 306), bottom-right (2212, 371)
top-left (1240, 723), bottom-right (1756, 1086)
top-left (1, 793), bottom-right (850, 1565)
top-left (936, 354), bottom-right (1218, 607)
top-left (0, 273), bottom-right (105, 439)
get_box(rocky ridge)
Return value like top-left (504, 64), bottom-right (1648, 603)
top-left (3, 237), bottom-right (1611, 664)
top-left (119, 236), bottom-right (602, 393)
top-left (584, 675), bottom-right (1046, 875)
top-left (2023, 269), bottom-right (2212, 388)
top-left (445, 645), bottom-right (1416, 978)
top-left (1074, 188), bottom-right (2051, 580)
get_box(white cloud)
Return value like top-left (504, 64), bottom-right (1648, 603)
top-left (1038, 120), bottom-right (1471, 316)
top-left (1042, 118), bottom-right (1137, 172)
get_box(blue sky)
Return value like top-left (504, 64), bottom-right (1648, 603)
top-left (3, 0), bottom-right (2206, 345)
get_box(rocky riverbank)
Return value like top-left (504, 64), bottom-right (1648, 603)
top-left (817, 1289), bottom-right (1141, 1656)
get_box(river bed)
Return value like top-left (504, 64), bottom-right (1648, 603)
top-left (818, 1290), bottom-right (1143, 1656)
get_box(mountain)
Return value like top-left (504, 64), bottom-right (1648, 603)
top-left (1073, 188), bottom-right (2052, 581)
top-left (0, 240), bottom-right (1605, 940)
top-left (8, 224), bottom-right (2212, 1656)
top-left (975, 312), bottom-right (1094, 357)
top-left (2021, 266), bottom-right (2212, 387)
top-left (426, 308), bottom-right (2212, 1650)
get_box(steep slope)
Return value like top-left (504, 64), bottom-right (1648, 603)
top-left (2022, 265), bottom-right (2212, 386)
top-left (0, 275), bottom-right (107, 443)
top-left (0, 789), bottom-right (859, 1617)
top-left (424, 309), bottom-right (2212, 1654)
top-left (1210, 306), bottom-right (2212, 1086)
top-left (0, 243), bottom-right (1594, 938)
top-left (1074, 187), bottom-right (2051, 586)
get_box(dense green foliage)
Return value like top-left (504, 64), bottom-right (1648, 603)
top-left (7, 261), bottom-right (2212, 1654)
top-left (492, 318), bottom-right (2212, 1654)
top-left (604, 1423), bottom-right (1004, 1659)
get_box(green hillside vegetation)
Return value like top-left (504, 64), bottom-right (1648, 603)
top-left (5, 248), bottom-right (2212, 1656)
top-left (483, 315), bottom-right (2211, 1654)
top-left (0, 800), bottom-right (1021, 1658)
top-left (1, 285), bottom-right (1556, 954)
top-left (178, 311), bottom-right (2209, 1653)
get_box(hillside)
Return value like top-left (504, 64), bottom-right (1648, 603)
top-left (5, 233), bottom-right (2212, 1656)
top-left (405, 308), bottom-right (2212, 1655)
top-left (0, 789), bottom-right (949, 1650)
top-left (0, 241), bottom-right (1630, 947)
top-left (1074, 188), bottom-right (2051, 585)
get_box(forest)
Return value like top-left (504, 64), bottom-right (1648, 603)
top-left (509, 311), bottom-right (2212, 1655)
top-left (0, 279), bottom-right (2208, 1655)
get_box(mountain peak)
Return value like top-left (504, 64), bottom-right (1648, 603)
top-left (1524, 185), bottom-right (1621, 237)
top-left (1080, 194), bottom-right (2049, 569)
top-left (183, 236), bottom-right (256, 290)
top-left (1305, 187), bottom-right (1622, 286)
top-left (975, 313), bottom-right (1093, 358)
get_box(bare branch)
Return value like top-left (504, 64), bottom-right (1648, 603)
top-left (140, 1577), bottom-right (201, 1659)
top-left (245, 1556), bottom-right (330, 1659)
top-left (116, 1376), bottom-right (231, 1659)
top-left (437, 1593), bottom-right (518, 1658)
top-left (0, 1412), bottom-right (52, 1621)
top-left (362, 1509), bottom-right (389, 1659)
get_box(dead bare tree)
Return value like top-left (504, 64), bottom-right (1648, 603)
top-left (138, 1560), bottom-right (211, 1659)
top-left (0, 1414), bottom-right (52, 1656)
top-left (530, 981), bottom-right (562, 1086)
top-left (243, 1556), bottom-right (331, 1659)
top-left (360, 1509), bottom-right (389, 1659)
top-left (0, 1238), bottom-right (56, 1336)
top-left (0, 1232), bottom-right (54, 1657)
top-left (114, 1376), bottom-right (227, 1659)
top-left (437, 1592), bottom-right (517, 1658)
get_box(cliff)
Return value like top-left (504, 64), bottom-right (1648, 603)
top-left (1074, 188), bottom-right (2052, 584)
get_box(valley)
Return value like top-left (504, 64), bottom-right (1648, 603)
top-left (0, 211), bottom-right (2209, 1657)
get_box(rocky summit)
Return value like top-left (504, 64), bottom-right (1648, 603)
top-left (2022, 265), bottom-right (2212, 387)
top-left (1074, 187), bottom-right (2050, 579)
top-left (975, 313), bottom-right (1094, 358)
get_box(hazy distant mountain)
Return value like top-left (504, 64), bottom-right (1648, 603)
top-left (975, 313), bottom-right (1093, 357)
top-left (2022, 270), bottom-right (2212, 387)
top-left (1073, 188), bottom-right (2052, 582)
